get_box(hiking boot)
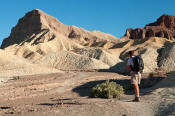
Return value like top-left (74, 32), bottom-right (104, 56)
top-left (132, 97), bottom-right (140, 102)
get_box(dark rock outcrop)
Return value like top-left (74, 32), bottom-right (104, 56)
top-left (125, 14), bottom-right (175, 40)
top-left (1, 9), bottom-right (43, 48)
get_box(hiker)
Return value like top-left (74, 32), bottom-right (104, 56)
top-left (127, 51), bottom-right (144, 102)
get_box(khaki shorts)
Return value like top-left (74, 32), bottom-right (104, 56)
top-left (131, 71), bottom-right (141, 85)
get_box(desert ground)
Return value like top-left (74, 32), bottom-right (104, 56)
top-left (0, 9), bottom-right (175, 116)
top-left (0, 71), bottom-right (174, 116)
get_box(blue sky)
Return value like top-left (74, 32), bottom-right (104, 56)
top-left (0, 0), bottom-right (175, 44)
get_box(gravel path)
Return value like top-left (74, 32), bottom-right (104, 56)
top-left (0, 71), bottom-right (174, 116)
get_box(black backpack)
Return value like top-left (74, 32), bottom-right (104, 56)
top-left (131, 56), bottom-right (144, 72)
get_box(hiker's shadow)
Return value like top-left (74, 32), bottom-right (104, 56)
top-left (72, 76), bottom-right (165, 97)
top-left (72, 79), bottom-right (135, 97)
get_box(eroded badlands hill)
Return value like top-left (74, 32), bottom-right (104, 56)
top-left (1, 9), bottom-right (175, 73)
top-left (1, 9), bottom-right (120, 71)
top-left (1, 9), bottom-right (118, 49)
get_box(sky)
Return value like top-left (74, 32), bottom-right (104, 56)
top-left (0, 0), bottom-right (175, 44)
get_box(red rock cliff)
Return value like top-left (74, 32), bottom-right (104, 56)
top-left (125, 14), bottom-right (175, 40)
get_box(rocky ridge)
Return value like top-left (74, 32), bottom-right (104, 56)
top-left (1, 9), bottom-right (118, 49)
top-left (125, 14), bottom-right (175, 40)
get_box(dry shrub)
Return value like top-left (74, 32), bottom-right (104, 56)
top-left (91, 80), bottom-right (124, 99)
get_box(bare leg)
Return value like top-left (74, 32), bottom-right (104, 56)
top-left (133, 84), bottom-right (139, 97)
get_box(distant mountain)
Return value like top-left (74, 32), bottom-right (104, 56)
top-left (124, 14), bottom-right (175, 40)
top-left (1, 9), bottom-right (118, 49)
top-left (0, 9), bottom-right (120, 71)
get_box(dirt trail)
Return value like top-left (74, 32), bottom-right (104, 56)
top-left (0, 71), bottom-right (174, 116)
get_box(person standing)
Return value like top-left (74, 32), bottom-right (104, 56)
top-left (127, 51), bottom-right (143, 102)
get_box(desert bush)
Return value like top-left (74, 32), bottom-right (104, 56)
top-left (91, 80), bottom-right (124, 99)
